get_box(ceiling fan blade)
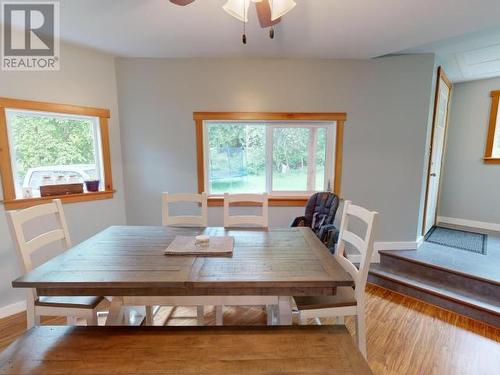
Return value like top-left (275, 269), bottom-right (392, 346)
top-left (170, 0), bottom-right (196, 6)
top-left (255, 1), bottom-right (281, 28)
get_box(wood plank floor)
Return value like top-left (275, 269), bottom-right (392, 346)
top-left (1, 284), bottom-right (499, 375)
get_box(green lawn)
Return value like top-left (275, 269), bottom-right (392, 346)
top-left (210, 167), bottom-right (324, 194)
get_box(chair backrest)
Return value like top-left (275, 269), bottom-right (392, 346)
top-left (8, 199), bottom-right (71, 273)
top-left (334, 201), bottom-right (377, 302)
top-left (223, 193), bottom-right (268, 228)
top-left (162, 192), bottom-right (208, 227)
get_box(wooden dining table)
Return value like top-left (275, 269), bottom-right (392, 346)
top-left (12, 226), bottom-right (354, 325)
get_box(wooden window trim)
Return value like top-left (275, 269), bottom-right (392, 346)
top-left (484, 91), bottom-right (500, 164)
top-left (194, 112), bottom-right (346, 207)
top-left (0, 97), bottom-right (115, 210)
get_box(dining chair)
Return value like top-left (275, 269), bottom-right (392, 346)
top-left (8, 199), bottom-right (106, 328)
top-left (293, 201), bottom-right (377, 359)
top-left (157, 192), bottom-right (208, 325)
top-left (162, 192), bottom-right (208, 227)
top-left (223, 193), bottom-right (268, 228)
top-left (217, 193), bottom-right (273, 325)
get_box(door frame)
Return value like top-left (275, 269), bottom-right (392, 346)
top-left (422, 66), bottom-right (453, 236)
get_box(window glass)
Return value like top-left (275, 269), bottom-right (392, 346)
top-left (207, 123), bottom-right (266, 194)
top-left (272, 127), bottom-right (309, 191)
top-left (205, 122), bottom-right (335, 195)
top-left (6, 110), bottom-right (102, 198)
top-left (493, 107), bottom-right (500, 157)
top-left (315, 128), bottom-right (327, 191)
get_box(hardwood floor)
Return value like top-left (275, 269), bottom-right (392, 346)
top-left (1, 284), bottom-right (499, 375)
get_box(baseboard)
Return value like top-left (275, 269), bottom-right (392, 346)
top-left (0, 300), bottom-right (26, 319)
top-left (374, 241), bottom-right (420, 251)
top-left (346, 240), bottom-right (421, 264)
top-left (416, 236), bottom-right (425, 249)
top-left (438, 216), bottom-right (500, 233)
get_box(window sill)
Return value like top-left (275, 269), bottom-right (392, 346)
top-left (2, 190), bottom-right (115, 210)
top-left (483, 157), bottom-right (500, 164)
top-left (207, 195), bottom-right (309, 207)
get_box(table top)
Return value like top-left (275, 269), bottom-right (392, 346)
top-left (12, 226), bottom-right (353, 296)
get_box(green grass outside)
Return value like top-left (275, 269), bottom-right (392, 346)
top-left (210, 167), bottom-right (325, 194)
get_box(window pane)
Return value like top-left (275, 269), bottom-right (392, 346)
top-left (494, 108), bottom-right (500, 157)
top-left (315, 128), bottom-right (327, 191)
top-left (272, 127), bottom-right (309, 191)
top-left (7, 111), bottom-right (100, 198)
top-left (207, 123), bottom-right (266, 194)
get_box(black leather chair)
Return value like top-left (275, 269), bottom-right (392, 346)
top-left (291, 192), bottom-right (341, 253)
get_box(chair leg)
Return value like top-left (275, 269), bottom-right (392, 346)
top-left (355, 306), bottom-right (367, 359)
top-left (266, 305), bottom-right (273, 326)
top-left (215, 305), bottom-right (223, 326)
top-left (26, 294), bottom-right (37, 329)
top-left (145, 305), bottom-right (153, 326)
top-left (273, 305), bottom-right (279, 325)
top-left (314, 317), bottom-right (322, 325)
top-left (197, 306), bottom-right (204, 326)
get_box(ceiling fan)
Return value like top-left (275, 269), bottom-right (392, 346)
top-left (170, 0), bottom-right (297, 43)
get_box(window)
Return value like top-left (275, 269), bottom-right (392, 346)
top-left (484, 90), bottom-right (500, 163)
top-left (195, 112), bottom-right (346, 206)
top-left (0, 98), bottom-right (114, 209)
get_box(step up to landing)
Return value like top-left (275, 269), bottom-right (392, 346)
top-left (369, 251), bottom-right (500, 328)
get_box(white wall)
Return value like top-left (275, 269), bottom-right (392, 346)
top-left (0, 43), bottom-right (127, 310)
top-left (115, 55), bottom-right (436, 242)
top-left (439, 76), bottom-right (500, 224)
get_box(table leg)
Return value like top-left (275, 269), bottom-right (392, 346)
top-left (106, 297), bottom-right (124, 326)
top-left (278, 296), bottom-right (292, 325)
top-left (106, 297), bottom-right (146, 326)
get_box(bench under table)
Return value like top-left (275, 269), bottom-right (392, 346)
top-left (0, 325), bottom-right (373, 374)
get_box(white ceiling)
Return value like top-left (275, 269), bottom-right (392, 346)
top-left (402, 27), bottom-right (500, 83)
top-left (51, 0), bottom-right (500, 59)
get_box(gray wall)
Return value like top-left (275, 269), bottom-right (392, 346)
top-left (439, 76), bottom-right (500, 224)
top-left (0, 43), bottom-right (127, 310)
top-left (115, 55), bottom-right (436, 242)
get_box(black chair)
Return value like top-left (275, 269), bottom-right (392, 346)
top-left (291, 192), bottom-right (341, 253)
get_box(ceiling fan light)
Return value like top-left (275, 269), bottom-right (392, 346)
top-left (223, 0), bottom-right (252, 22)
top-left (269, 0), bottom-right (296, 21)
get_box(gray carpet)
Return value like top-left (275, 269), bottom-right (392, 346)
top-left (425, 226), bottom-right (487, 254)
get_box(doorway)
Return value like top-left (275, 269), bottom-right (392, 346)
top-left (423, 67), bottom-right (452, 236)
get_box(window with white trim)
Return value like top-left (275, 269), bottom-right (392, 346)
top-left (203, 121), bottom-right (336, 196)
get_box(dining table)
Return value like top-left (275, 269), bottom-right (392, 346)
top-left (12, 226), bottom-right (354, 326)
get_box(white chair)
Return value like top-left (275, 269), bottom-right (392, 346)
top-left (8, 199), bottom-right (106, 328)
top-left (223, 193), bottom-right (268, 228)
top-left (216, 193), bottom-right (274, 325)
top-left (293, 201), bottom-right (377, 359)
top-left (162, 192), bottom-right (208, 227)
top-left (141, 192), bottom-right (208, 325)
